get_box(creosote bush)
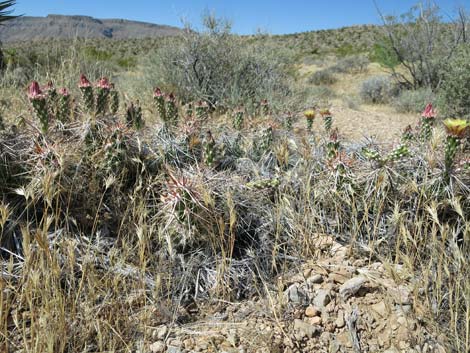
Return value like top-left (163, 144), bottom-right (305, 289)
top-left (438, 45), bottom-right (470, 118)
top-left (143, 14), bottom-right (291, 110)
top-left (360, 75), bottom-right (396, 104)
top-left (308, 68), bottom-right (337, 85)
top-left (393, 87), bottom-right (435, 113)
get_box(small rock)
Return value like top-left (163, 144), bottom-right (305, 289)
top-left (294, 319), bottom-right (320, 339)
top-left (329, 339), bottom-right (340, 353)
top-left (285, 284), bottom-right (308, 305)
top-left (155, 325), bottom-right (168, 340)
top-left (336, 331), bottom-right (352, 348)
top-left (329, 272), bottom-right (349, 284)
top-left (149, 341), bottom-right (165, 353)
top-left (335, 311), bottom-right (345, 329)
top-left (305, 306), bottom-right (320, 317)
top-left (339, 276), bottom-right (366, 300)
top-left (371, 301), bottom-right (388, 318)
top-left (309, 316), bottom-right (322, 325)
top-left (314, 289), bottom-right (332, 309)
top-left (166, 346), bottom-right (182, 353)
top-left (307, 274), bottom-right (324, 285)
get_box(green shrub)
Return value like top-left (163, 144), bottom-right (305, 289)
top-left (438, 45), bottom-right (470, 118)
top-left (360, 76), bottom-right (396, 104)
top-left (308, 68), bottom-right (337, 85)
top-left (369, 42), bottom-right (400, 69)
top-left (143, 14), bottom-right (291, 109)
top-left (331, 55), bottom-right (369, 74)
top-left (393, 88), bottom-right (435, 113)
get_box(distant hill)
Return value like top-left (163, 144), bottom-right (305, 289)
top-left (0, 14), bottom-right (182, 42)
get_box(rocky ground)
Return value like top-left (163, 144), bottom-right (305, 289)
top-left (142, 236), bottom-right (447, 353)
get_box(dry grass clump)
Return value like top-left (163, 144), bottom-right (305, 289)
top-left (0, 77), bottom-right (469, 352)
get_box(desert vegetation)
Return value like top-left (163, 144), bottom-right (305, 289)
top-left (0, 1), bottom-right (469, 352)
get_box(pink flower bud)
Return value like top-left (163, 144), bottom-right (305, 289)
top-left (59, 87), bottom-right (70, 97)
top-left (422, 103), bottom-right (436, 119)
top-left (28, 81), bottom-right (43, 99)
top-left (43, 81), bottom-right (54, 91)
top-left (153, 87), bottom-right (163, 97)
top-left (166, 93), bottom-right (176, 102)
top-left (79, 74), bottom-right (91, 88)
top-left (97, 77), bottom-right (111, 89)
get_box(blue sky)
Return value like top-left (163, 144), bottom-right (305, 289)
top-left (11, 0), bottom-right (467, 34)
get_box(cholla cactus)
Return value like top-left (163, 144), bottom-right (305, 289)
top-left (43, 81), bottom-right (57, 102)
top-left (284, 112), bottom-right (294, 131)
top-left (195, 100), bottom-right (209, 120)
top-left (79, 74), bottom-right (94, 112)
top-left (259, 125), bottom-right (274, 153)
top-left (95, 77), bottom-right (111, 116)
top-left (246, 178), bottom-right (280, 189)
top-left (161, 172), bottom-right (201, 227)
top-left (420, 103), bottom-right (436, 141)
top-left (153, 87), bottom-right (166, 121)
top-left (28, 81), bottom-right (49, 134)
top-left (326, 128), bottom-right (341, 159)
top-left (203, 130), bottom-right (216, 167)
top-left (402, 124), bottom-right (414, 142)
top-left (57, 87), bottom-right (71, 123)
top-left (165, 93), bottom-right (178, 125)
top-left (304, 109), bottom-right (316, 132)
top-left (109, 83), bottom-right (119, 115)
top-left (232, 107), bottom-right (244, 130)
top-left (320, 108), bottom-right (333, 132)
top-left (389, 144), bottom-right (410, 161)
top-left (361, 146), bottom-right (382, 163)
top-left (126, 101), bottom-right (143, 130)
top-left (103, 123), bottom-right (128, 172)
top-left (443, 118), bottom-right (470, 173)
top-left (260, 99), bottom-right (269, 116)
top-left (185, 102), bottom-right (194, 117)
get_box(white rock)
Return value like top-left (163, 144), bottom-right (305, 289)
top-left (149, 341), bottom-right (165, 353)
top-left (339, 276), bottom-right (366, 300)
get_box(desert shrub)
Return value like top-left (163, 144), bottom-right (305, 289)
top-left (377, 3), bottom-right (470, 89)
top-left (331, 55), bottom-right (369, 74)
top-left (369, 42), bottom-right (400, 69)
top-left (438, 45), bottom-right (470, 118)
top-left (308, 68), bottom-right (337, 85)
top-left (360, 75), bottom-right (396, 104)
top-left (308, 85), bottom-right (336, 101)
top-left (393, 87), bottom-right (435, 113)
top-left (144, 14), bottom-right (291, 109)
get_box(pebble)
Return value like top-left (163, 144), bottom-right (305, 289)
top-left (149, 341), bottom-right (165, 353)
top-left (314, 289), bottom-right (332, 309)
top-left (285, 284), bottom-right (308, 305)
top-left (293, 319), bottom-right (320, 339)
top-left (339, 276), bottom-right (366, 300)
top-left (309, 316), bottom-right (322, 325)
top-left (307, 274), bottom-right (324, 284)
top-left (305, 306), bottom-right (320, 317)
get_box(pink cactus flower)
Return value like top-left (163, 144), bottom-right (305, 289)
top-left (43, 81), bottom-right (54, 91)
top-left (59, 87), bottom-right (70, 96)
top-left (422, 103), bottom-right (436, 119)
top-left (28, 81), bottom-right (44, 100)
top-left (97, 77), bottom-right (111, 89)
top-left (166, 92), bottom-right (176, 102)
top-left (79, 74), bottom-right (92, 88)
top-left (153, 87), bottom-right (163, 97)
